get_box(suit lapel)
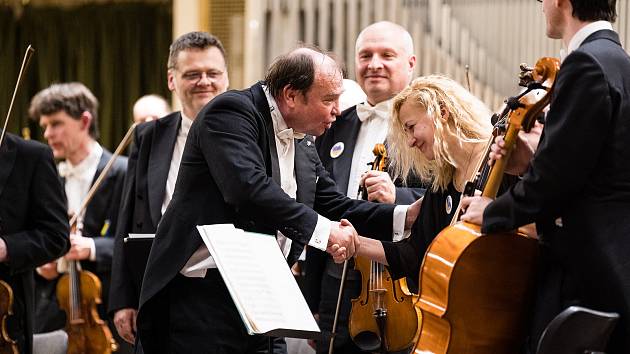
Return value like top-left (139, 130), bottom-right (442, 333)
top-left (295, 137), bottom-right (317, 208)
top-left (93, 148), bottom-right (111, 186)
top-left (252, 83), bottom-right (281, 186)
top-left (332, 108), bottom-right (362, 195)
top-left (148, 114), bottom-right (180, 226)
top-left (289, 138), bottom-right (317, 265)
top-left (0, 135), bottom-right (17, 199)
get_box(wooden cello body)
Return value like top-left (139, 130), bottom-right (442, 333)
top-left (412, 57), bottom-right (560, 354)
top-left (349, 144), bottom-right (420, 352)
top-left (413, 224), bottom-right (538, 353)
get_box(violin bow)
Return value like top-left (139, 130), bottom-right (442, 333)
top-left (0, 45), bottom-right (35, 149)
top-left (69, 122), bottom-right (137, 227)
top-left (328, 259), bottom-right (349, 354)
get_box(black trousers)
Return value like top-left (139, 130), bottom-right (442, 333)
top-left (164, 271), bottom-right (286, 354)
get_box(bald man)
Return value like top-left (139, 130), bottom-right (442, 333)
top-left (306, 21), bottom-right (425, 354)
top-left (136, 47), bottom-right (421, 353)
top-left (132, 95), bottom-right (171, 124)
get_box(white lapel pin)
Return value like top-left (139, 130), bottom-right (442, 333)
top-left (330, 142), bottom-right (344, 159)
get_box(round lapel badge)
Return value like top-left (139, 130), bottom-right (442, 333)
top-left (330, 142), bottom-right (344, 159)
top-left (445, 195), bottom-right (453, 214)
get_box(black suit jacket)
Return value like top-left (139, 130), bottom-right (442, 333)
top-left (108, 112), bottom-right (180, 315)
top-left (34, 147), bottom-right (127, 333)
top-left (482, 30), bottom-right (630, 352)
top-left (0, 133), bottom-right (69, 353)
top-left (137, 83), bottom-right (398, 351)
top-left (305, 106), bottom-right (425, 310)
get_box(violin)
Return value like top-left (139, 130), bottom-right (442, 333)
top-left (0, 281), bottom-right (18, 354)
top-left (56, 217), bottom-right (117, 354)
top-left (411, 57), bottom-right (560, 354)
top-left (55, 122), bottom-right (136, 354)
top-left (349, 143), bottom-right (419, 353)
top-left (0, 45), bottom-right (35, 354)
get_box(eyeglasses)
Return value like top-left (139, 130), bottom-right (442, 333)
top-left (180, 70), bottom-right (224, 83)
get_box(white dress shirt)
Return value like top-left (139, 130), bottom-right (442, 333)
top-left (348, 100), bottom-right (392, 198)
top-left (57, 140), bottom-right (103, 261)
top-left (161, 112), bottom-right (193, 214)
top-left (264, 86), bottom-right (331, 257)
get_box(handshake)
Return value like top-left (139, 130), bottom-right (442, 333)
top-left (326, 219), bottom-right (360, 263)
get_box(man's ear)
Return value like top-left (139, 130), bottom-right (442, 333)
top-left (80, 111), bottom-right (92, 132)
top-left (167, 69), bottom-right (176, 92)
top-left (281, 85), bottom-right (299, 108)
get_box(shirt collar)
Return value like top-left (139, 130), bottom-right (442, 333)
top-left (261, 85), bottom-right (306, 141)
top-left (59, 140), bottom-right (102, 178)
top-left (561, 21), bottom-right (613, 60)
top-left (180, 111), bottom-right (193, 136)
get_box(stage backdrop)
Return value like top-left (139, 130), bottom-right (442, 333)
top-left (0, 2), bottom-right (172, 150)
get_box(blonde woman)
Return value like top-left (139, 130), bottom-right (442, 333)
top-left (350, 75), bottom-right (495, 282)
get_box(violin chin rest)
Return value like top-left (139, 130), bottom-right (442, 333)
top-left (354, 331), bottom-right (381, 351)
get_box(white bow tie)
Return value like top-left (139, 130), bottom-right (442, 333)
top-left (58, 161), bottom-right (84, 179)
top-left (276, 128), bottom-right (305, 143)
top-left (356, 102), bottom-right (390, 122)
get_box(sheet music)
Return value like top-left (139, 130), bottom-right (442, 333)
top-left (196, 224), bottom-right (320, 337)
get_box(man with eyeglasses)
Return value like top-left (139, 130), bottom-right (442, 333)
top-left (108, 31), bottom-right (229, 352)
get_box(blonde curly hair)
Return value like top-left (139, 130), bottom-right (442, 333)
top-left (388, 75), bottom-right (493, 192)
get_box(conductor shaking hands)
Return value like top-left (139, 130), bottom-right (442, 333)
top-left (136, 46), bottom-right (420, 354)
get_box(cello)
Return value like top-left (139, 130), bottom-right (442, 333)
top-left (0, 45), bottom-right (35, 354)
top-left (349, 143), bottom-right (420, 353)
top-left (56, 123), bottom-right (136, 354)
top-left (411, 57), bottom-right (560, 354)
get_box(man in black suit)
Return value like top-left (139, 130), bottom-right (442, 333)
top-left (461, 1), bottom-right (630, 353)
top-left (136, 47), bottom-right (420, 353)
top-left (108, 31), bottom-right (229, 347)
top-left (306, 21), bottom-right (424, 354)
top-left (0, 133), bottom-right (69, 353)
top-left (29, 82), bottom-right (127, 335)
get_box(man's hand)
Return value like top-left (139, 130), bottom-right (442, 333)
top-left (36, 261), bottom-right (60, 280)
top-left (327, 219), bottom-right (359, 263)
top-left (114, 308), bottom-right (137, 344)
top-left (404, 197), bottom-right (423, 229)
top-left (459, 196), bottom-right (493, 225)
top-left (360, 171), bottom-right (396, 204)
top-left (64, 233), bottom-right (92, 260)
top-left (489, 129), bottom-right (538, 176)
